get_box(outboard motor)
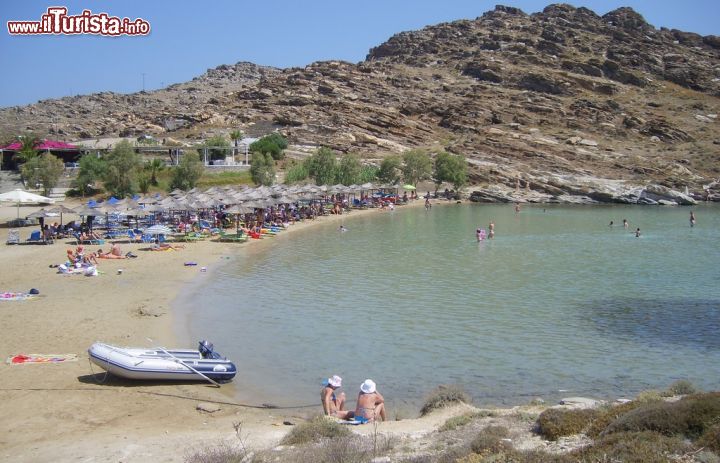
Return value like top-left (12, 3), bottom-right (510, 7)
top-left (198, 340), bottom-right (214, 358)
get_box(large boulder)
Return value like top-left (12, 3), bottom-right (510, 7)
top-left (642, 184), bottom-right (697, 205)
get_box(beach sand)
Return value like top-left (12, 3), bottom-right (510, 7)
top-left (0, 198), bottom-right (467, 462)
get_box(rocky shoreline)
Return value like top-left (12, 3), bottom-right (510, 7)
top-left (469, 177), bottom-right (719, 205)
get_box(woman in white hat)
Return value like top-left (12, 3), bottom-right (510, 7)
top-left (321, 375), bottom-right (352, 419)
top-left (354, 379), bottom-right (386, 423)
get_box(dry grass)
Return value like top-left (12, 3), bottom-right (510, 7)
top-left (280, 416), bottom-right (351, 445)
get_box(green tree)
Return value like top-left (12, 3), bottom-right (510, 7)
top-left (250, 152), bottom-right (275, 186)
top-left (169, 150), bottom-right (204, 191)
top-left (402, 149), bottom-right (432, 186)
top-left (265, 132), bottom-right (288, 150)
top-left (336, 153), bottom-right (362, 185)
top-left (250, 133), bottom-right (288, 161)
top-left (144, 158), bottom-right (165, 186)
top-left (14, 134), bottom-right (41, 163)
top-left (230, 130), bottom-right (244, 149)
top-left (204, 135), bottom-right (231, 161)
top-left (73, 153), bottom-right (107, 196)
top-left (377, 155), bottom-right (402, 184)
top-left (20, 153), bottom-right (64, 196)
top-left (451, 155), bottom-right (469, 191)
top-left (138, 172), bottom-right (152, 194)
top-left (433, 151), bottom-right (469, 192)
top-left (285, 160), bottom-right (309, 184)
top-left (358, 165), bottom-right (379, 183)
top-left (307, 147), bottom-right (337, 185)
top-left (103, 140), bottom-right (142, 198)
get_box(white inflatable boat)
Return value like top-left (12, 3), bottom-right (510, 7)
top-left (88, 340), bottom-right (236, 382)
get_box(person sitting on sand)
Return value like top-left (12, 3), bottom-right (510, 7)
top-left (354, 379), bottom-right (386, 423)
top-left (82, 249), bottom-right (98, 266)
top-left (150, 242), bottom-right (185, 251)
top-left (321, 375), bottom-right (352, 419)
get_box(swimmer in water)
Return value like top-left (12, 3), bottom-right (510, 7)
top-left (635, 227), bottom-right (641, 237)
top-left (690, 211), bottom-right (696, 227)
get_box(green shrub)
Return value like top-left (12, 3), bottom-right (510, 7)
top-left (291, 435), bottom-right (368, 463)
top-left (439, 413), bottom-right (474, 432)
top-left (470, 425), bottom-right (511, 454)
top-left (636, 389), bottom-right (664, 403)
top-left (665, 380), bottom-right (698, 396)
top-left (285, 162), bottom-right (309, 183)
top-left (586, 401), bottom-right (643, 438)
top-left (604, 392), bottom-right (720, 439)
top-left (698, 423), bottom-right (720, 453)
top-left (536, 408), bottom-right (599, 441)
top-left (280, 416), bottom-right (351, 445)
top-left (420, 384), bottom-right (471, 416)
top-left (572, 431), bottom-right (691, 463)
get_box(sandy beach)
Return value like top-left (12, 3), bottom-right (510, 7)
top-left (0, 198), bottom-right (465, 462)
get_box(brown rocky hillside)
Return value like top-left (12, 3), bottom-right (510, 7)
top-left (1, 4), bottom-right (719, 202)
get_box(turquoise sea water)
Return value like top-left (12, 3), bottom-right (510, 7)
top-left (176, 203), bottom-right (720, 411)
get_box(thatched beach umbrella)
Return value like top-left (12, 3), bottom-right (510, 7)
top-left (225, 204), bottom-right (254, 234)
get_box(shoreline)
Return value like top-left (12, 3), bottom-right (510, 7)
top-left (0, 198), bottom-right (446, 462)
top-left (1, 198), bottom-right (713, 462)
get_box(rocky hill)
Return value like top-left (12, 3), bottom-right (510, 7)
top-left (1, 4), bottom-right (719, 202)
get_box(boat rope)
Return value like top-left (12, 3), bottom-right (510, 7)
top-left (0, 386), bottom-right (318, 409)
top-left (88, 359), bottom-right (110, 384)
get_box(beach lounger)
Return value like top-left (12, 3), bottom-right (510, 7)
top-left (74, 232), bottom-right (104, 246)
top-left (216, 231), bottom-right (248, 243)
top-left (26, 230), bottom-right (45, 244)
top-left (6, 229), bottom-right (20, 245)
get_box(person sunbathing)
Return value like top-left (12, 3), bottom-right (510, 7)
top-left (150, 242), bottom-right (185, 251)
top-left (95, 248), bottom-right (126, 259)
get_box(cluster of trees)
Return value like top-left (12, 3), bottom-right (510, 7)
top-left (268, 146), bottom-right (468, 191)
top-left (14, 130), bottom-right (468, 198)
top-left (73, 140), bottom-right (204, 197)
top-left (15, 135), bottom-right (65, 196)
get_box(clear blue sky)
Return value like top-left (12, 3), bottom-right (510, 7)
top-left (1, 0), bottom-right (718, 108)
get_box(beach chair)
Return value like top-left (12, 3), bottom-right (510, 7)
top-left (127, 230), bottom-right (142, 243)
top-left (6, 229), bottom-right (20, 245)
top-left (27, 230), bottom-right (45, 245)
top-left (74, 232), bottom-right (104, 246)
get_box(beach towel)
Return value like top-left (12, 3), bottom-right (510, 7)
top-left (341, 417), bottom-right (369, 425)
top-left (0, 292), bottom-right (38, 301)
top-left (7, 353), bottom-right (78, 364)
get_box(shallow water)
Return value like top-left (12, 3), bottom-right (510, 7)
top-left (177, 203), bottom-right (720, 411)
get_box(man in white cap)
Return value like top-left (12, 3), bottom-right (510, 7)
top-left (354, 379), bottom-right (386, 422)
top-left (321, 375), bottom-right (351, 419)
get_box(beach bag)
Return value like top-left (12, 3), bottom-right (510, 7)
top-left (84, 266), bottom-right (98, 277)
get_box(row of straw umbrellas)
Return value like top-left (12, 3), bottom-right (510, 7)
top-left (26, 182), bottom-right (401, 224)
